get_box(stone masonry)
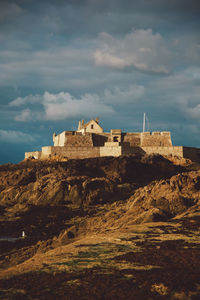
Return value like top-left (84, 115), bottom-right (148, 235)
top-left (25, 119), bottom-right (200, 162)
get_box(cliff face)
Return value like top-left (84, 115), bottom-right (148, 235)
top-left (0, 154), bottom-right (197, 239)
top-left (0, 155), bottom-right (180, 237)
top-left (0, 154), bottom-right (183, 208)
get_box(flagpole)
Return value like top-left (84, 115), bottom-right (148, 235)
top-left (143, 112), bottom-right (146, 132)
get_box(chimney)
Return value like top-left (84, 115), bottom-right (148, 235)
top-left (82, 119), bottom-right (84, 126)
top-left (96, 117), bottom-right (99, 124)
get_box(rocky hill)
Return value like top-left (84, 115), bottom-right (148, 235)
top-left (0, 155), bottom-right (200, 299)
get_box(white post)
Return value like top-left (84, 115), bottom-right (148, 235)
top-left (143, 112), bottom-right (146, 132)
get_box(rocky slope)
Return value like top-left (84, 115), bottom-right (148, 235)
top-left (1, 154), bottom-right (200, 299)
top-left (0, 155), bottom-right (185, 237)
top-left (0, 154), bottom-right (184, 208)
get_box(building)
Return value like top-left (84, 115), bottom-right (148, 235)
top-left (25, 118), bottom-right (200, 162)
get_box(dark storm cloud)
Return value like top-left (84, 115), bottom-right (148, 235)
top-left (1, 0), bottom-right (199, 40)
top-left (0, 0), bottom-right (22, 23)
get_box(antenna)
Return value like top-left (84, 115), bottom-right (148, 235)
top-left (143, 112), bottom-right (146, 132)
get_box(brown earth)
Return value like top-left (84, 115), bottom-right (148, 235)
top-left (0, 154), bottom-right (200, 299)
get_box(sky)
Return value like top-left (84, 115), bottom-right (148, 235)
top-left (0, 0), bottom-right (200, 164)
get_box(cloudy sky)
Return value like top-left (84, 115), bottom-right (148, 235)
top-left (0, 0), bottom-right (200, 164)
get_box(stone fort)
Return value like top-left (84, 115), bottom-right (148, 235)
top-left (25, 118), bottom-right (200, 162)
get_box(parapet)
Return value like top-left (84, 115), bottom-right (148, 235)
top-left (111, 129), bottom-right (122, 134)
top-left (141, 131), bottom-right (171, 136)
top-left (141, 131), bottom-right (172, 147)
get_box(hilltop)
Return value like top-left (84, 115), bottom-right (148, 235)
top-left (0, 154), bottom-right (200, 299)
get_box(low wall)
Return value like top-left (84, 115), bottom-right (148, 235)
top-left (26, 143), bottom-right (200, 163)
top-left (100, 146), bottom-right (122, 157)
top-left (40, 145), bottom-right (185, 159)
top-left (49, 146), bottom-right (100, 159)
top-left (25, 151), bottom-right (42, 159)
top-left (141, 146), bottom-right (183, 157)
top-left (122, 146), bottom-right (145, 156)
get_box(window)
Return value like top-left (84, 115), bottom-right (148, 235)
top-left (91, 124), bottom-right (94, 129)
top-left (114, 136), bottom-right (118, 142)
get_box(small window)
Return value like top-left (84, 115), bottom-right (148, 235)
top-left (91, 124), bottom-right (94, 129)
top-left (114, 136), bottom-right (118, 142)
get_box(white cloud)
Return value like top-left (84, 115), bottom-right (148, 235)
top-left (94, 50), bottom-right (126, 70)
top-left (9, 95), bottom-right (42, 107)
top-left (10, 84), bottom-right (146, 122)
top-left (42, 91), bottom-right (115, 120)
top-left (10, 91), bottom-right (115, 122)
top-left (0, 130), bottom-right (35, 144)
top-left (15, 109), bottom-right (32, 122)
top-left (8, 65), bottom-right (200, 127)
top-left (10, 84), bottom-right (147, 122)
top-left (94, 29), bottom-right (171, 73)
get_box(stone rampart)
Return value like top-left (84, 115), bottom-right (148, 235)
top-left (123, 133), bottom-right (141, 147)
top-left (122, 146), bottom-right (145, 156)
top-left (25, 145), bottom-right (200, 162)
top-left (64, 133), bottom-right (94, 147)
top-left (41, 146), bottom-right (53, 159)
top-left (141, 146), bottom-right (183, 157)
top-left (100, 145), bottom-right (122, 157)
top-left (141, 132), bottom-right (172, 147)
top-left (50, 146), bottom-right (100, 159)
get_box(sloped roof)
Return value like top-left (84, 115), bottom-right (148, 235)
top-left (84, 119), bottom-right (103, 130)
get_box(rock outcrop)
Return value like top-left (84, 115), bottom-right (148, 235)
top-left (1, 154), bottom-right (200, 240)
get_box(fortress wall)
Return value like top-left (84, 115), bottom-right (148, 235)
top-left (26, 145), bottom-right (200, 162)
top-left (123, 133), bottom-right (141, 146)
top-left (100, 145), bottom-right (122, 157)
top-left (64, 134), bottom-right (94, 147)
top-left (59, 132), bottom-right (66, 146)
top-left (50, 146), bottom-right (100, 159)
top-left (122, 146), bottom-right (145, 156)
top-left (183, 147), bottom-right (200, 162)
top-left (41, 146), bottom-right (53, 158)
top-left (141, 132), bottom-right (172, 147)
top-left (141, 146), bottom-right (183, 157)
